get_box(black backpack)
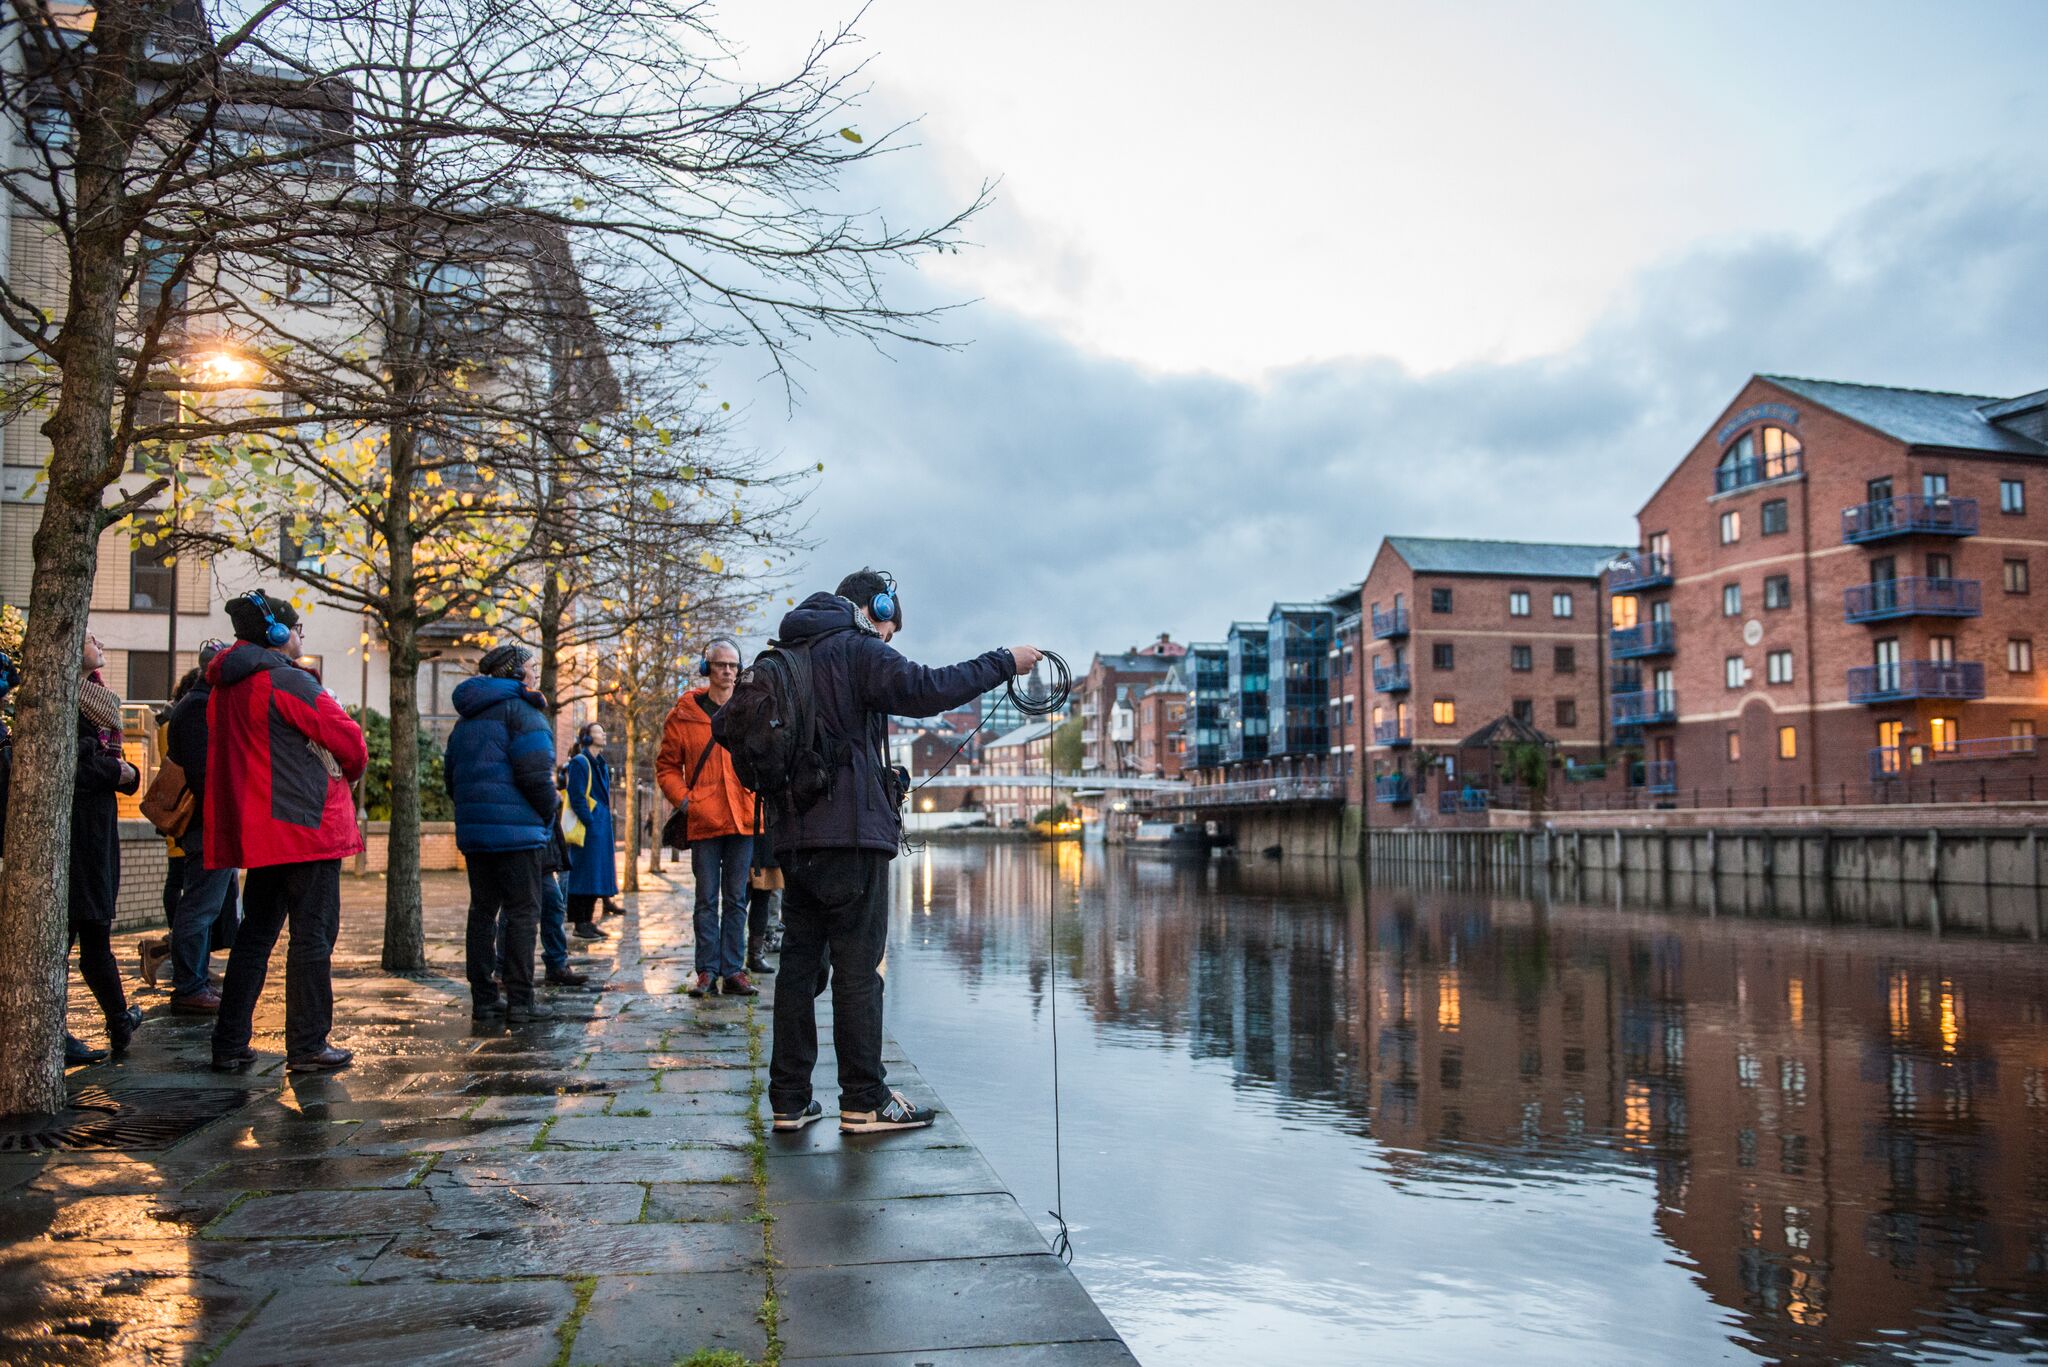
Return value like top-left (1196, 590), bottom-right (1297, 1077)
top-left (712, 638), bottom-right (835, 815)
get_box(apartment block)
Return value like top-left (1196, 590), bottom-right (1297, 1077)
top-left (1074, 634), bottom-right (1183, 777)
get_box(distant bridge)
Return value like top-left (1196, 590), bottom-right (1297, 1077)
top-left (911, 774), bottom-right (1187, 792)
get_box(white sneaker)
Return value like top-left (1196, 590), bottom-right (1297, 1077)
top-left (773, 1100), bottom-right (826, 1132)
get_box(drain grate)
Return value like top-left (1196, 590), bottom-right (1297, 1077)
top-left (0, 1085), bottom-right (251, 1154)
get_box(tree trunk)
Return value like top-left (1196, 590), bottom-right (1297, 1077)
top-left (381, 616), bottom-right (426, 971)
top-left (621, 706), bottom-right (641, 893)
top-left (0, 2), bottom-right (142, 1117)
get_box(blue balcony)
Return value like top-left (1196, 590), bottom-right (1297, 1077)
top-left (1841, 494), bottom-right (1979, 544)
top-left (1374, 775), bottom-right (1412, 805)
top-left (1612, 688), bottom-right (1677, 727)
top-left (1715, 450), bottom-right (1803, 494)
top-left (1371, 720), bottom-right (1411, 748)
top-left (1372, 663), bottom-right (1411, 693)
top-left (1843, 577), bottom-right (1982, 623)
top-left (1437, 788), bottom-right (1489, 814)
top-left (1869, 734), bottom-right (2040, 781)
top-left (1607, 551), bottom-right (1674, 593)
top-left (1846, 660), bottom-right (1985, 704)
top-left (1371, 605), bottom-right (1409, 639)
top-left (1631, 759), bottom-right (1677, 794)
top-left (1609, 621), bottom-right (1676, 659)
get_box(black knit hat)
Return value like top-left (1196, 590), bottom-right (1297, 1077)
top-left (478, 643), bottom-right (532, 679)
top-left (224, 589), bottom-right (302, 645)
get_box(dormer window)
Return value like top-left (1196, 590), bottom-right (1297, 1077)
top-left (1716, 425), bottom-right (1803, 492)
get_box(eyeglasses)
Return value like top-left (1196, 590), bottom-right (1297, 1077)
top-left (707, 660), bottom-right (740, 672)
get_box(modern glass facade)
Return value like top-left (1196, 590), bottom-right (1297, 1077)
top-left (1267, 604), bottom-right (1334, 756)
top-left (1186, 642), bottom-right (1229, 769)
top-left (1224, 621), bottom-right (1270, 763)
top-left (979, 687), bottom-right (1028, 739)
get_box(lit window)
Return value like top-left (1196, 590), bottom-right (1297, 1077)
top-left (1877, 720), bottom-right (1904, 771)
top-left (1724, 656), bottom-right (1744, 689)
top-left (1778, 726), bottom-right (1797, 760)
top-left (1722, 584), bottom-right (1741, 617)
top-left (1720, 510), bottom-right (1740, 544)
top-left (1726, 730), bottom-right (1741, 761)
top-left (1763, 575), bottom-right (1791, 610)
top-left (1432, 699), bottom-right (1456, 726)
top-left (1767, 650), bottom-right (1794, 684)
top-left (1508, 590), bottom-right (1530, 617)
top-left (1928, 635), bottom-right (1955, 664)
top-left (2012, 719), bottom-right (2038, 753)
top-left (2005, 558), bottom-right (2030, 594)
top-left (1510, 645), bottom-right (1532, 672)
top-left (1760, 426), bottom-right (1802, 478)
top-left (1610, 594), bottom-right (1639, 629)
top-left (1929, 717), bottom-right (1958, 753)
top-left (2001, 479), bottom-right (2026, 514)
top-left (1761, 499), bottom-right (1788, 535)
top-left (2010, 639), bottom-right (2035, 674)
top-left (1551, 591), bottom-right (1573, 618)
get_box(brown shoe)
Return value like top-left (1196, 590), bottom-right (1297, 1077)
top-left (171, 988), bottom-right (222, 1014)
top-left (139, 937), bottom-right (172, 990)
top-left (721, 973), bottom-right (758, 998)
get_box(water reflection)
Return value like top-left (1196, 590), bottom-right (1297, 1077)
top-left (884, 845), bottom-right (2048, 1366)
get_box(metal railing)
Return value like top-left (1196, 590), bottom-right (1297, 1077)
top-left (1490, 770), bottom-right (2048, 811)
top-left (1843, 577), bottom-right (1981, 622)
top-left (1606, 551), bottom-right (1674, 593)
top-left (1371, 605), bottom-right (1409, 639)
top-left (1609, 621), bottom-right (1676, 659)
top-left (1845, 659), bottom-right (1985, 703)
top-left (1372, 663), bottom-right (1411, 693)
top-left (1139, 776), bottom-right (1345, 810)
top-left (1611, 688), bottom-right (1677, 726)
top-left (1374, 775), bottom-right (1412, 805)
top-left (1868, 734), bottom-right (2039, 781)
top-left (1841, 494), bottom-right (1979, 543)
top-left (1437, 788), bottom-right (1489, 813)
top-left (1635, 759), bottom-right (1677, 794)
top-left (1371, 720), bottom-right (1411, 747)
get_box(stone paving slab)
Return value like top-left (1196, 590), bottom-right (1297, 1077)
top-left (774, 1256), bottom-right (1125, 1360)
top-left (215, 1279), bottom-right (576, 1367)
top-left (771, 1193), bottom-right (1051, 1268)
top-left (788, 1346), bottom-right (1141, 1367)
top-left (570, 1270), bottom-right (770, 1365)
top-left (206, 1182), bottom-right (651, 1236)
top-left (359, 1217), bottom-right (762, 1282)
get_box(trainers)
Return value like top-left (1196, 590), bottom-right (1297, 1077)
top-left (721, 973), bottom-right (758, 998)
top-left (686, 970), bottom-right (715, 998)
top-left (773, 1100), bottom-right (825, 1132)
top-left (840, 1091), bottom-right (936, 1134)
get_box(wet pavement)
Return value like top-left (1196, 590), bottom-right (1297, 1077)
top-left (3, 868), bottom-right (1130, 1365)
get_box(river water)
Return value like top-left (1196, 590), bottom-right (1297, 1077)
top-left (876, 842), bottom-right (2048, 1366)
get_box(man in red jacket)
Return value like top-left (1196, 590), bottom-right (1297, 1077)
top-left (207, 590), bottom-right (369, 1074)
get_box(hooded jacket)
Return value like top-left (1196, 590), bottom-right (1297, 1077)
top-left (204, 642), bottom-right (368, 870)
top-left (655, 687), bottom-right (758, 842)
top-left (69, 711), bottom-right (138, 926)
top-left (775, 592), bottom-right (1013, 855)
top-left (444, 675), bottom-right (558, 854)
top-left (165, 675), bottom-right (215, 844)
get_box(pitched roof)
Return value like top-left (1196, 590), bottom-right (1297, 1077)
top-left (1460, 714), bottom-right (1553, 749)
top-left (985, 719), bottom-right (1056, 750)
top-left (1386, 536), bottom-right (1629, 579)
top-left (1763, 376), bottom-right (2048, 456)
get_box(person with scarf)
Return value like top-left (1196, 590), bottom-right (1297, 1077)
top-left (66, 632), bottom-right (143, 1066)
top-left (560, 722), bottom-right (618, 938)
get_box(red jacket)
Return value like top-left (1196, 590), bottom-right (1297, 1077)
top-left (204, 642), bottom-right (368, 870)
top-left (655, 689), bottom-right (758, 841)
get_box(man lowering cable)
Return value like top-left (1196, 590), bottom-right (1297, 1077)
top-left (759, 569), bottom-right (1041, 1133)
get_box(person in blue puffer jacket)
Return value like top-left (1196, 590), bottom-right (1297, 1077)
top-left (444, 644), bottom-right (559, 1023)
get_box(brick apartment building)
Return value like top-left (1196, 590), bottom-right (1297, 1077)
top-left (888, 723), bottom-right (977, 814)
top-left (1134, 663), bottom-right (1189, 779)
top-left (1075, 634), bottom-right (1184, 777)
top-left (980, 717), bottom-right (1060, 827)
top-left (1354, 536), bottom-right (1626, 813)
top-left (1611, 375), bottom-right (2048, 802)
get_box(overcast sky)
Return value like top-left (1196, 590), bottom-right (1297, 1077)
top-left (709, 0), bottom-right (2048, 667)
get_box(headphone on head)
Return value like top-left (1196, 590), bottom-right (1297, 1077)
top-left (869, 571), bottom-right (897, 626)
top-left (697, 635), bottom-right (741, 678)
top-left (243, 589), bottom-right (291, 647)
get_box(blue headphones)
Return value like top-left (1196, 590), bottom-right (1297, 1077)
top-left (870, 571), bottom-right (897, 626)
top-left (697, 636), bottom-right (741, 677)
top-left (243, 589), bottom-right (291, 647)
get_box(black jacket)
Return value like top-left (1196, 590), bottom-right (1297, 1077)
top-left (70, 715), bottom-right (138, 926)
top-left (166, 679), bottom-right (213, 839)
top-left (775, 592), bottom-right (1012, 856)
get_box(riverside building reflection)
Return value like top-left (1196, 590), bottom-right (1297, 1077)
top-left (884, 844), bottom-right (2048, 1365)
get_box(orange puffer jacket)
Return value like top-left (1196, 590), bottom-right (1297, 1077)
top-left (655, 688), bottom-right (759, 841)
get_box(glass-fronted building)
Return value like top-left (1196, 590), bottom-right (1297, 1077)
top-left (1186, 642), bottom-right (1229, 770)
top-left (1267, 603), bottom-right (1335, 756)
top-left (1224, 621), bottom-right (1270, 763)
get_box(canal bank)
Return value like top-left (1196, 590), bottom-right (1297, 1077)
top-left (2, 871), bottom-right (1131, 1365)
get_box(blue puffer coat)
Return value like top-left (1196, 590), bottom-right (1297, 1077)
top-left (775, 592), bottom-right (1014, 856)
top-left (562, 746), bottom-right (618, 897)
top-left (443, 676), bottom-right (558, 854)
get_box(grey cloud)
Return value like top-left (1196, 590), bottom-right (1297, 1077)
top-left (729, 171), bottom-right (2048, 670)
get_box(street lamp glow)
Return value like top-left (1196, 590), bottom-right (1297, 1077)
top-left (194, 347), bottom-right (260, 386)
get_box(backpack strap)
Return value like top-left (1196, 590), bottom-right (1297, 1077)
top-left (684, 730), bottom-right (717, 793)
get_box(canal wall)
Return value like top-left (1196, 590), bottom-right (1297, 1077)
top-left (1366, 820), bottom-right (2048, 890)
top-left (1215, 805), bottom-right (1349, 858)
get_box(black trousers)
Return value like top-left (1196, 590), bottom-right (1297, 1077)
top-left (769, 848), bottom-right (891, 1114)
top-left (567, 893), bottom-right (597, 925)
top-left (466, 848), bottom-right (542, 1008)
top-left (68, 923), bottom-right (127, 1025)
top-left (213, 859), bottom-right (340, 1061)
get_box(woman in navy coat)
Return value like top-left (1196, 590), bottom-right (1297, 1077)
top-left (561, 722), bottom-right (618, 938)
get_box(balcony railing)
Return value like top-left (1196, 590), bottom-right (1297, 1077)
top-left (1138, 777), bottom-right (1344, 811)
top-left (1869, 734), bottom-right (2039, 781)
top-left (1370, 605), bottom-right (1409, 639)
top-left (1846, 659), bottom-right (1985, 703)
top-left (1715, 450), bottom-right (1803, 494)
top-left (1374, 775), bottom-right (1412, 805)
top-left (1843, 577), bottom-right (1981, 623)
top-left (1371, 720), bottom-right (1411, 748)
top-left (1609, 621), bottom-right (1676, 659)
top-left (1631, 759), bottom-right (1677, 794)
top-left (1612, 688), bottom-right (1677, 727)
top-left (1372, 663), bottom-right (1411, 693)
top-left (1841, 494), bottom-right (1979, 544)
top-left (1607, 551), bottom-right (1674, 593)
top-left (1436, 788), bottom-right (1489, 814)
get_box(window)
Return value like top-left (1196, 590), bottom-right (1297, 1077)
top-left (26, 105), bottom-right (72, 151)
top-left (129, 540), bottom-right (174, 612)
top-left (1432, 642), bottom-right (1455, 670)
top-left (284, 263), bottom-right (334, 305)
top-left (2010, 638), bottom-right (2034, 674)
top-left (1610, 594), bottom-right (1639, 629)
top-left (1923, 472), bottom-right (1948, 499)
top-left (1925, 552), bottom-right (1953, 581)
top-left (1877, 719), bottom-right (1905, 772)
top-left (1510, 645), bottom-right (1532, 672)
top-left (1555, 698), bottom-right (1577, 728)
top-left (1929, 717), bottom-right (1958, 753)
top-left (1724, 656), bottom-right (1745, 689)
top-left (1761, 499), bottom-right (1788, 535)
top-left (1928, 635), bottom-right (1955, 664)
top-left (1868, 476), bottom-right (1894, 503)
top-left (1551, 591), bottom-right (1573, 618)
top-left (1432, 699), bottom-right (1456, 726)
top-left (1553, 645), bottom-right (1575, 673)
top-left (1648, 531), bottom-right (1670, 561)
top-left (2001, 479), bottom-right (2026, 514)
top-left (1767, 650), bottom-right (1794, 684)
top-left (1720, 510), bottom-right (1740, 544)
top-left (1778, 726), bottom-right (1798, 760)
top-left (1508, 590), bottom-right (1531, 617)
top-left (1726, 730), bottom-right (1741, 762)
top-left (128, 650), bottom-right (172, 702)
top-left (1722, 583), bottom-right (1741, 617)
top-left (1430, 587), bottom-right (1453, 613)
top-left (1761, 425), bottom-right (1802, 478)
top-left (2005, 558), bottom-right (2030, 594)
top-left (1511, 698), bottom-right (1534, 724)
top-left (1764, 575), bottom-right (1791, 610)
top-left (2013, 719), bottom-right (2038, 753)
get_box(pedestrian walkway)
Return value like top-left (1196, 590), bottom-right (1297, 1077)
top-left (0, 870), bottom-right (1132, 1365)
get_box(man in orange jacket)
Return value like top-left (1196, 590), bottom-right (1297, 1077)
top-left (656, 635), bottom-right (760, 997)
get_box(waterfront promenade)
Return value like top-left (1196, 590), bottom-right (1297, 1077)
top-left (0, 872), bottom-right (1130, 1365)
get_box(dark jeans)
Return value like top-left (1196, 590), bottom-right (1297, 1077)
top-left (170, 858), bottom-right (239, 997)
top-left (69, 923), bottom-right (127, 1025)
top-left (769, 848), bottom-right (891, 1114)
top-left (213, 859), bottom-right (340, 1061)
top-left (747, 885), bottom-right (777, 943)
top-left (467, 849), bottom-right (542, 1008)
top-left (690, 834), bottom-right (753, 978)
top-left (498, 870), bottom-right (569, 977)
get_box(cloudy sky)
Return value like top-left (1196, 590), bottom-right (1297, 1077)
top-left (710, 0), bottom-right (2048, 666)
